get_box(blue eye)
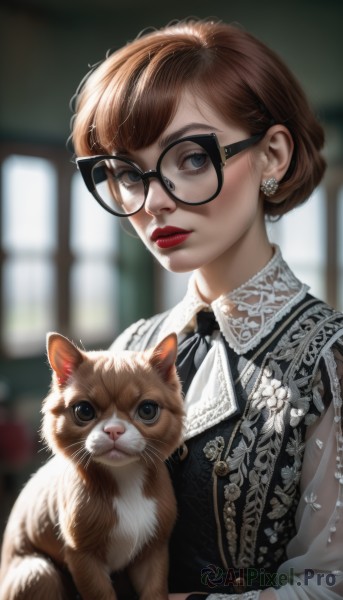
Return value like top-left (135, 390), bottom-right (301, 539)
top-left (73, 401), bottom-right (96, 425)
top-left (136, 401), bottom-right (160, 424)
top-left (112, 168), bottom-right (142, 187)
top-left (189, 152), bottom-right (208, 168)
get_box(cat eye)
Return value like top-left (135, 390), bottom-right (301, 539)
top-left (136, 401), bottom-right (160, 424)
top-left (73, 401), bottom-right (96, 425)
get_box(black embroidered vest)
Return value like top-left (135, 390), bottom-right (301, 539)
top-left (114, 294), bottom-right (343, 595)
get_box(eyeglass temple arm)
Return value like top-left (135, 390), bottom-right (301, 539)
top-left (221, 132), bottom-right (265, 163)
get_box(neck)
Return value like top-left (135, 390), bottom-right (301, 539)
top-left (194, 232), bottom-right (273, 304)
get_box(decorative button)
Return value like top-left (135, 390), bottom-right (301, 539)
top-left (179, 443), bottom-right (188, 461)
top-left (214, 460), bottom-right (229, 476)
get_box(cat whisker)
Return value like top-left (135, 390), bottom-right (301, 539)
top-left (142, 449), bottom-right (159, 474)
top-left (146, 442), bottom-right (166, 459)
top-left (84, 452), bottom-right (93, 470)
top-left (38, 442), bottom-right (53, 456)
top-left (62, 442), bottom-right (92, 472)
top-left (144, 437), bottom-right (169, 447)
top-left (142, 444), bottom-right (167, 472)
top-left (76, 449), bottom-right (92, 470)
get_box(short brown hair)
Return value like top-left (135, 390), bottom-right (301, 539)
top-left (71, 19), bottom-right (326, 217)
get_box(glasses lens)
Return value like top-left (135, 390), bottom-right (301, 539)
top-left (91, 159), bottom-right (145, 215)
top-left (160, 139), bottom-right (219, 203)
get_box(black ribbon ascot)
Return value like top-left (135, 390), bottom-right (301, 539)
top-left (176, 310), bottom-right (219, 396)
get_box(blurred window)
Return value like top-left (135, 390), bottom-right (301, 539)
top-left (267, 186), bottom-right (326, 301)
top-left (0, 149), bottom-right (119, 356)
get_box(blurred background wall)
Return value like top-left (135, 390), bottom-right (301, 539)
top-left (0, 0), bottom-right (343, 535)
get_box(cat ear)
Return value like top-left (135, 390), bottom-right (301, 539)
top-left (150, 333), bottom-right (178, 383)
top-left (47, 332), bottom-right (83, 387)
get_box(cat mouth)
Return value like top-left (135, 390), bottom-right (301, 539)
top-left (95, 445), bottom-right (138, 465)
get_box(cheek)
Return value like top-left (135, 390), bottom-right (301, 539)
top-left (215, 159), bottom-right (261, 215)
top-left (128, 214), bottom-right (149, 242)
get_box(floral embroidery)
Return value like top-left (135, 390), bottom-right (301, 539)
top-left (267, 429), bottom-right (304, 523)
top-left (281, 464), bottom-right (301, 486)
top-left (305, 492), bottom-right (322, 511)
top-left (229, 437), bottom-right (253, 482)
top-left (252, 363), bottom-right (290, 434)
top-left (200, 287), bottom-right (343, 570)
top-left (117, 248), bottom-right (343, 579)
top-left (225, 482), bottom-right (241, 502)
top-left (264, 521), bottom-right (284, 544)
top-left (289, 392), bottom-right (310, 427)
top-left (203, 436), bottom-right (225, 462)
top-left (268, 486), bottom-right (293, 519)
top-left (286, 429), bottom-right (305, 457)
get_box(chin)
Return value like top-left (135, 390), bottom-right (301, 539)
top-left (155, 251), bottom-right (203, 274)
top-left (95, 453), bottom-right (139, 468)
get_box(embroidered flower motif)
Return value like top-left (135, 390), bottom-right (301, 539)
top-left (224, 482), bottom-right (241, 502)
top-left (262, 378), bottom-right (289, 411)
top-left (252, 363), bottom-right (291, 435)
top-left (286, 429), bottom-right (305, 457)
top-left (305, 492), bottom-right (322, 512)
top-left (281, 464), bottom-right (300, 486)
top-left (264, 521), bottom-right (284, 544)
top-left (229, 438), bottom-right (251, 474)
top-left (315, 438), bottom-right (324, 450)
top-left (268, 491), bottom-right (292, 519)
top-left (252, 364), bottom-right (290, 413)
top-left (305, 412), bottom-right (318, 427)
top-left (203, 436), bottom-right (225, 462)
top-left (289, 394), bottom-right (310, 427)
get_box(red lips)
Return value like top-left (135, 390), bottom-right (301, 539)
top-left (150, 226), bottom-right (192, 249)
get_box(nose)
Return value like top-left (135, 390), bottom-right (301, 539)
top-left (143, 179), bottom-right (177, 216)
top-left (104, 422), bottom-right (126, 441)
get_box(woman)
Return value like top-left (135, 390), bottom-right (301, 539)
top-left (72, 19), bottom-right (343, 599)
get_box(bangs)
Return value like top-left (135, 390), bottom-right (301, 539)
top-left (72, 20), bottom-right (325, 217)
top-left (92, 67), bottom-right (179, 154)
top-left (72, 27), bottom-right (215, 156)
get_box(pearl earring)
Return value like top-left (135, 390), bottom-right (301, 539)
top-left (260, 177), bottom-right (279, 197)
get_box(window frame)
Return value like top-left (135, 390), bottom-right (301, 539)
top-left (0, 141), bottom-right (155, 358)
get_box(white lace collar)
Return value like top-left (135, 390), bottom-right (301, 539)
top-left (160, 245), bottom-right (308, 355)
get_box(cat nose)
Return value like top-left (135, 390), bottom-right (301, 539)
top-left (104, 422), bottom-right (126, 441)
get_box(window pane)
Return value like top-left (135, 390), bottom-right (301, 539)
top-left (3, 258), bottom-right (56, 355)
top-left (70, 173), bottom-right (119, 255)
top-left (70, 260), bottom-right (118, 344)
top-left (2, 155), bottom-right (56, 252)
top-left (267, 186), bottom-right (326, 299)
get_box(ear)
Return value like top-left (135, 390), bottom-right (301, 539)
top-left (150, 333), bottom-right (178, 383)
top-left (47, 332), bottom-right (83, 387)
top-left (260, 124), bottom-right (294, 183)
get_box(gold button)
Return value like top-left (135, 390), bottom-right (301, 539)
top-left (214, 460), bottom-right (229, 476)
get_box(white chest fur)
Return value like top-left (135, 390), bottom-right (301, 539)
top-left (108, 466), bottom-right (158, 571)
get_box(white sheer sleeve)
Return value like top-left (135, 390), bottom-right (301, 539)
top-left (208, 346), bottom-right (343, 600)
top-left (270, 346), bottom-right (343, 599)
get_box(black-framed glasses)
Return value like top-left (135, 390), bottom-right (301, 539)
top-left (76, 132), bottom-right (265, 217)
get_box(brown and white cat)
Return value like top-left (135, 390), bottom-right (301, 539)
top-left (0, 332), bottom-right (184, 600)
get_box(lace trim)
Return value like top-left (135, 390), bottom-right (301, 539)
top-left (160, 246), bottom-right (308, 354)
